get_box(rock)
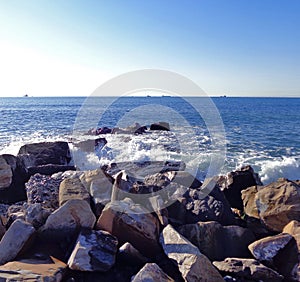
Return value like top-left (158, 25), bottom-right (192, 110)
top-left (25, 203), bottom-right (51, 229)
top-left (27, 164), bottom-right (75, 176)
top-left (283, 220), bottom-right (300, 252)
top-left (178, 221), bottom-right (255, 261)
top-left (59, 176), bottom-right (90, 206)
top-left (241, 185), bottom-right (260, 218)
top-left (255, 178), bottom-right (300, 232)
top-left (18, 141), bottom-right (71, 167)
top-left (213, 258), bottom-right (283, 282)
top-left (118, 242), bottom-right (149, 267)
top-left (0, 219), bottom-right (35, 265)
top-left (0, 220), bottom-right (5, 240)
top-left (25, 173), bottom-right (62, 210)
top-left (150, 122), bottom-right (170, 131)
top-left (132, 263), bottom-right (174, 282)
top-left (0, 256), bottom-right (67, 281)
top-left (218, 165), bottom-right (262, 210)
top-left (159, 224), bottom-right (223, 282)
top-left (96, 198), bottom-right (160, 258)
top-left (291, 262), bottom-right (300, 281)
top-left (68, 229), bottom-right (118, 272)
top-left (0, 155), bottom-right (13, 189)
top-left (40, 199), bottom-right (96, 240)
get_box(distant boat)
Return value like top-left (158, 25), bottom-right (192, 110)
top-left (23, 94), bottom-right (28, 97)
top-left (220, 95), bottom-right (227, 98)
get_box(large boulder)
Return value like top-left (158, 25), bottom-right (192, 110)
top-left (283, 220), bottom-right (300, 252)
top-left (241, 185), bottom-right (260, 219)
top-left (159, 224), bottom-right (223, 282)
top-left (218, 165), bottom-right (262, 210)
top-left (0, 219), bottom-right (35, 265)
top-left (150, 122), bottom-right (170, 131)
top-left (0, 257), bottom-right (67, 281)
top-left (40, 199), bottom-right (96, 240)
top-left (0, 155), bottom-right (12, 189)
top-left (255, 178), bottom-right (300, 232)
top-left (96, 198), bottom-right (160, 258)
top-left (68, 229), bottom-right (118, 272)
top-left (132, 263), bottom-right (174, 282)
top-left (213, 258), bottom-right (283, 282)
top-left (178, 221), bottom-right (255, 261)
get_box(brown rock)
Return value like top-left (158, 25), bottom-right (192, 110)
top-left (96, 198), bottom-right (160, 258)
top-left (160, 224), bottom-right (223, 282)
top-left (213, 258), bottom-right (283, 282)
top-left (283, 220), bottom-right (300, 252)
top-left (241, 185), bottom-right (260, 218)
top-left (255, 178), bottom-right (300, 232)
top-left (132, 263), bottom-right (174, 282)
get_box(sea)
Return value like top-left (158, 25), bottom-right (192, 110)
top-left (0, 96), bottom-right (299, 185)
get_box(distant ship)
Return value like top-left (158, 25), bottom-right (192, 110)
top-left (23, 94), bottom-right (28, 97)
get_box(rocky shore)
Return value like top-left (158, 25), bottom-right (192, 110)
top-left (0, 139), bottom-right (299, 281)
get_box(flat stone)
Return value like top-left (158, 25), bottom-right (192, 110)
top-left (96, 198), bottom-right (160, 258)
top-left (68, 229), bottom-right (118, 272)
top-left (40, 199), bottom-right (96, 240)
top-left (213, 258), bottom-right (283, 282)
top-left (59, 176), bottom-right (90, 206)
top-left (0, 219), bottom-right (35, 265)
top-left (159, 224), bottom-right (223, 282)
top-left (0, 257), bottom-right (67, 281)
top-left (132, 263), bottom-right (174, 282)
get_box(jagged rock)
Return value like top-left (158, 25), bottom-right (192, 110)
top-left (96, 198), bottom-right (160, 258)
top-left (68, 229), bottom-right (118, 272)
top-left (0, 256), bottom-right (67, 281)
top-left (255, 178), bottom-right (300, 232)
top-left (178, 221), bottom-right (255, 261)
top-left (40, 199), bottom-right (96, 240)
top-left (25, 203), bottom-right (51, 229)
top-left (59, 176), bottom-right (90, 206)
top-left (27, 164), bottom-right (75, 176)
top-left (26, 174), bottom-right (62, 210)
top-left (18, 141), bottom-right (71, 168)
top-left (131, 263), bottom-right (174, 282)
top-left (0, 155), bottom-right (13, 189)
top-left (150, 122), bottom-right (170, 131)
top-left (241, 185), bottom-right (260, 218)
top-left (0, 219), bottom-right (35, 265)
top-left (218, 166), bottom-right (262, 210)
top-left (118, 242), bottom-right (149, 267)
top-left (283, 220), bottom-right (300, 252)
top-left (159, 224), bottom-right (223, 282)
top-left (213, 258), bottom-right (283, 282)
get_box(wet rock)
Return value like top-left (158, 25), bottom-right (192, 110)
top-left (59, 176), bottom-right (90, 206)
top-left (213, 258), bottom-right (283, 282)
top-left (0, 256), bottom-right (67, 281)
top-left (68, 229), bottom-right (118, 272)
top-left (131, 263), bottom-right (174, 282)
top-left (178, 221), bottom-right (255, 261)
top-left (118, 242), bottom-right (149, 267)
top-left (26, 173), bottom-right (62, 210)
top-left (150, 122), bottom-right (170, 131)
top-left (0, 219), bottom-right (35, 265)
top-left (255, 178), bottom-right (300, 232)
top-left (159, 224), bottom-right (223, 282)
top-left (283, 220), bottom-right (300, 252)
top-left (18, 141), bottom-right (71, 168)
top-left (40, 199), bottom-right (96, 240)
top-left (218, 166), bottom-right (262, 210)
top-left (96, 198), bottom-right (160, 258)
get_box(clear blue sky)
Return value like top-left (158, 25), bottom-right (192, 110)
top-left (0, 0), bottom-right (299, 97)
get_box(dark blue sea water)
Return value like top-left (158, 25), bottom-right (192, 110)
top-left (0, 96), bottom-right (299, 183)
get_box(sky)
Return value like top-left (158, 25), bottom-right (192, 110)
top-left (0, 0), bottom-right (299, 97)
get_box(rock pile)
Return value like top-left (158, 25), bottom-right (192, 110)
top-left (0, 141), bottom-right (299, 281)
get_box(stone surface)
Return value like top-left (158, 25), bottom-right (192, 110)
top-left (27, 164), bottom-right (75, 176)
top-left (118, 242), bottom-right (149, 267)
top-left (159, 224), bottom-right (224, 282)
top-left (96, 198), bottom-right (160, 258)
top-left (249, 233), bottom-right (293, 263)
top-left (132, 263), bottom-right (174, 282)
top-left (0, 155), bottom-right (13, 189)
top-left (59, 176), bottom-right (90, 206)
top-left (40, 199), bottom-right (96, 240)
top-left (178, 221), bottom-right (255, 261)
top-left (150, 122), bottom-right (170, 131)
top-left (0, 257), bottom-right (67, 281)
top-left (0, 219), bottom-right (35, 265)
top-left (283, 220), bottom-right (300, 252)
top-left (25, 203), bottom-right (51, 229)
top-left (241, 185), bottom-right (260, 218)
top-left (255, 178), bottom-right (300, 232)
top-left (213, 258), bottom-right (283, 282)
top-left (218, 165), bottom-right (262, 210)
top-left (68, 229), bottom-right (118, 272)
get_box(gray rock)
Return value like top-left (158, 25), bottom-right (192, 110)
top-left (131, 263), bottom-right (174, 282)
top-left (0, 219), bottom-right (35, 265)
top-left (118, 242), bottom-right (149, 267)
top-left (0, 155), bottom-right (12, 189)
top-left (59, 176), bottom-right (90, 206)
top-left (159, 224), bottom-right (223, 282)
top-left (68, 229), bottom-right (118, 272)
top-left (96, 198), bottom-right (160, 258)
top-left (25, 203), bottom-right (51, 229)
top-left (178, 221), bottom-right (255, 261)
top-left (40, 199), bottom-right (96, 240)
top-left (213, 258), bottom-right (283, 282)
